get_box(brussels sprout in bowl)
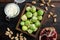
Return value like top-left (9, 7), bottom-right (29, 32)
top-left (16, 3), bottom-right (47, 38)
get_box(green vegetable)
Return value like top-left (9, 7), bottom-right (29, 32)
top-left (34, 28), bottom-right (37, 31)
top-left (31, 16), bottom-right (37, 22)
top-left (29, 24), bottom-right (37, 31)
top-left (37, 16), bottom-right (42, 20)
top-left (22, 26), bottom-right (28, 31)
top-left (33, 12), bottom-right (37, 16)
top-left (37, 10), bottom-right (44, 16)
top-left (25, 20), bottom-right (30, 26)
top-left (27, 29), bottom-right (33, 34)
top-left (20, 6), bottom-right (44, 33)
top-left (21, 15), bottom-right (27, 21)
top-left (35, 21), bottom-right (41, 27)
top-left (30, 19), bottom-right (33, 24)
top-left (26, 6), bottom-right (31, 11)
top-left (26, 12), bottom-right (32, 18)
top-left (31, 6), bottom-right (36, 13)
top-left (20, 21), bottom-right (25, 26)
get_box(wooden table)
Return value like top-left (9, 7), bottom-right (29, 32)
top-left (0, 0), bottom-right (60, 40)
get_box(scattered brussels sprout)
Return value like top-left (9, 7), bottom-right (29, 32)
top-left (37, 16), bottom-right (42, 20)
top-left (20, 21), bottom-right (25, 26)
top-left (27, 29), bottom-right (33, 34)
top-left (33, 12), bottom-right (37, 16)
top-left (31, 6), bottom-right (36, 13)
top-left (22, 26), bottom-right (28, 31)
top-left (26, 6), bottom-right (31, 11)
top-left (31, 16), bottom-right (38, 22)
top-left (26, 12), bottom-right (32, 18)
top-left (37, 10), bottom-right (44, 16)
top-left (29, 24), bottom-right (37, 31)
top-left (21, 15), bottom-right (27, 21)
top-left (35, 21), bottom-right (41, 27)
top-left (25, 20), bottom-right (30, 26)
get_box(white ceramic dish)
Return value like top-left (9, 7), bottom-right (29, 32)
top-left (14, 0), bottom-right (25, 3)
top-left (4, 3), bottom-right (20, 18)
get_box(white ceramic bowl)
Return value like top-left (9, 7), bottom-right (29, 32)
top-left (14, 0), bottom-right (25, 3)
top-left (4, 3), bottom-right (20, 18)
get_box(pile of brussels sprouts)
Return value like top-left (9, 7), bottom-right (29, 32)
top-left (20, 6), bottom-right (44, 34)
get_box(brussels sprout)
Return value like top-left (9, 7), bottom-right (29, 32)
top-left (35, 21), bottom-right (41, 27)
top-left (37, 16), bottom-right (42, 20)
top-left (22, 26), bottom-right (28, 31)
top-left (27, 29), bottom-right (33, 34)
top-left (29, 24), bottom-right (37, 31)
top-left (26, 6), bottom-right (31, 11)
top-left (33, 12), bottom-right (37, 16)
top-left (30, 19), bottom-right (33, 24)
top-left (37, 10), bottom-right (44, 16)
top-left (31, 6), bottom-right (36, 13)
top-left (21, 15), bottom-right (27, 21)
top-left (20, 21), bottom-right (25, 26)
top-left (31, 16), bottom-right (38, 22)
top-left (34, 28), bottom-right (37, 32)
top-left (26, 12), bottom-right (32, 18)
top-left (25, 20), bottom-right (30, 26)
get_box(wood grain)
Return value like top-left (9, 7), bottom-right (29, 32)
top-left (0, 0), bottom-right (60, 3)
top-left (0, 0), bottom-right (13, 2)
top-left (45, 0), bottom-right (60, 1)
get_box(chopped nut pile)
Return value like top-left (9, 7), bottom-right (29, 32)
top-left (40, 0), bottom-right (57, 23)
top-left (5, 28), bottom-right (27, 40)
top-left (40, 0), bottom-right (55, 11)
top-left (47, 12), bottom-right (57, 23)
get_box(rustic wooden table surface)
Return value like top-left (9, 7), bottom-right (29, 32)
top-left (0, 0), bottom-right (60, 40)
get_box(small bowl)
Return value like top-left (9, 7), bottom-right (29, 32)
top-left (4, 3), bottom-right (20, 19)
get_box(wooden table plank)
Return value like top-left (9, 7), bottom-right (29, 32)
top-left (46, 0), bottom-right (60, 1)
top-left (0, 0), bottom-right (13, 3)
top-left (0, 0), bottom-right (60, 3)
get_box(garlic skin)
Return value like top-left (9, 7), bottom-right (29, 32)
top-left (4, 3), bottom-right (20, 18)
